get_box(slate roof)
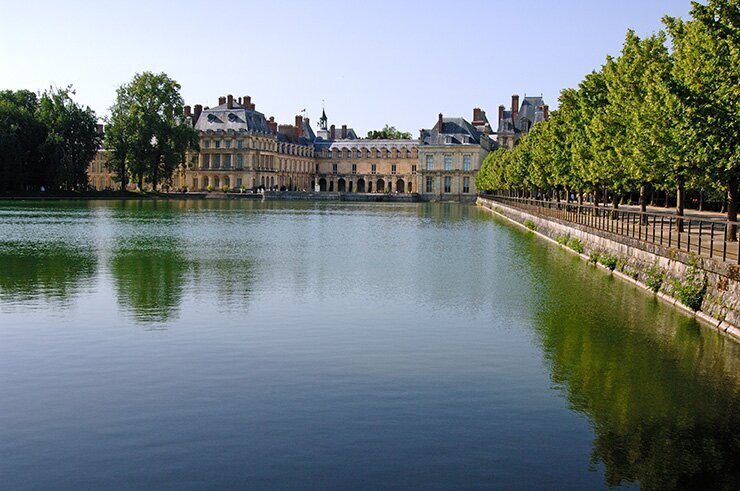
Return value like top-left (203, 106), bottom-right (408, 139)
top-left (497, 96), bottom-right (548, 134)
top-left (420, 117), bottom-right (482, 146)
top-left (313, 138), bottom-right (418, 152)
top-left (195, 102), bottom-right (271, 133)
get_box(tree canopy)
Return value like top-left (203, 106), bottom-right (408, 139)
top-left (476, 0), bottom-right (739, 228)
top-left (105, 72), bottom-right (198, 190)
top-left (366, 125), bottom-right (411, 140)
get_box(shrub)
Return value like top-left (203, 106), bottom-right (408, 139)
top-left (645, 265), bottom-right (665, 293)
top-left (206, 184), bottom-right (214, 192)
top-left (222, 185), bottom-right (229, 193)
top-left (524, 219), bottom-right (537, 231)
top-left (556, 234), bottom-right (569, 246)
top-left (673, 263), bottom-right (707, 311)
top-left (589, 251), bottom-right (600, 264)
top-left (598, 253), bottom-right (618, 271)
top-left (567, 237), bottom-right (584, 253)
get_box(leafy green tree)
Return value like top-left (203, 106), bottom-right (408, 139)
top-left (35, 86), bottom-right (101, 190)
top-left (664, 0), bottom-right (740, 238)
top-left (366, 124), bottom-right (411, 139)
top-left (105, 72), bottom-right (198, 191)
top-left (0, 90), bottom-right (47, 190)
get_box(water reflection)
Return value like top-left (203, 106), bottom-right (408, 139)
top-left (109, 236), bottom-right (187, 323)
top-left (0, 241), bottom-right (96, 306)
top-left (528, 241), bottom-right (740, 489)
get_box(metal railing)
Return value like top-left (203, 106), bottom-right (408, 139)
top-left (482, 194), bottom-right (740, 264)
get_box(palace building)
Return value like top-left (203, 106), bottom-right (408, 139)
top-left (87, 92), bottom-right (546, 201)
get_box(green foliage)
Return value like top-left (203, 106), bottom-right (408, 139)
top-left (598, 253), bottom-right (619, 271)
top-left (645, 264), bottom-right (665, 292)
top-left (567, 237), bottom-right (584, 253)
top-left (556, 234), bottom-right (569, 245)
top-left (105, 72), bottom-right (198, 191)
top-left (475, 0), bottom-right (738, 223)
top-left (0, 87), bottom-right (100, 191)
top-left (672, 263), bottom-right (707, 311)
top-left (589, 251), bottom-right (600, 264)
top-left (523, 219), bottom-right (537, 231)
top-left (206, 184), bottom-right (213, 192)
top-left (366, 125), bottom-right (411, 140)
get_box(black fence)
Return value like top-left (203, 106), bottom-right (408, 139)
top-left (482, 194), bottom-right (740, 264)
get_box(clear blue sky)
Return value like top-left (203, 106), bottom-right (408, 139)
top-left (0, 0), bottom-right (692, 136)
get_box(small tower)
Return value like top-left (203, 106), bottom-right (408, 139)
top-left (318, 107), bottom-right (328, 130)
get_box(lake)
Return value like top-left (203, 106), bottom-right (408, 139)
top-left (0, 200), bottom-right (738, 489)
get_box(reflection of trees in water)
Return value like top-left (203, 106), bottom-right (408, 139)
top-left (0, 242), bottom-right (96, 304)
top-left (110, 236), bottom-right (187, 323)
top-left (531, 254), bottom-right (740, 489)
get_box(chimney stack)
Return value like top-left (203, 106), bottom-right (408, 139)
top-left (473, 107), bottom-right (482, 124)
top-left (243, 96), bottom-right (251, 108)
top-left (543, 104), bottom-right (549, 121)
top-left (511, 94), bottom-right (519, 123)
top-left (194, 104), bottom-right (203, 123)
top-left (498, 105), bottom-right (505, 124)
top-left (330, 124), bottom-right (336, 140)
top-left (295, 115), bottom-right (303, 138)
top-left (227, 95), bottom-right (234, 109)
top-left (184, 105), bottom-right (192, 117)
top-left (219, 96), bottom-right (226, 106)
top-left (250, 103), bottom-right (256, 111)
top-left (96, 123), bottom-right (105, 135)
top-left (341, 124), bottom-right (347, 139)
top-left (438, 113), bottom-right (444, 132)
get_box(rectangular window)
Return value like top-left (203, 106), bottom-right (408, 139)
top-left (237, 140), bottom-right (243, 149)
top-left (192, 177), bottom-right (198, 189)
top-left (463, 177), bottom-right (470, 193)
top-left (236, 155), bottom-right (243, 169)
top-left (203, 140), bottom-right (210, 149)
top-left (203, 154), bottom-right (210, 169)
top-left (463, 155), bottom-right (471, 171)
top-left (391, 164), bottom-right (397, 175)
top-left (411, 164), bottom-right (417, 175)
top-left (213, 154), bottom-right (221, 169)
top-left (425, 176), bottom-right (433, 193)
top-left (236, 177), bottom-right (242, 188)
top-left (215, 140), bottom-right (221, 149)
top-left (332, 163), bottom-right (338, 174)
top-left (352, 164), bottom-right (357, 174)
top-left (444, 154), bottom-right (452, 171)
top-left (224, 154), bottom-right (232, 169)
top-left (371, 164), bottom-right (377, 175)
top-left (425, 154), bottom-right (433, 171)
top-left (444, 176), bottom-right (451, 193)
top-left (225, 140), bottom-right (231, 149)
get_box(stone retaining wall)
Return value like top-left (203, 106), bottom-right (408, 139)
top-left (478, 197), bottom-right (740, 342)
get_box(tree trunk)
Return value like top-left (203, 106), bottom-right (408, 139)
top-left (699, 190), bottom-right (704, 211)
top-left (640, 184), bottom-right (649, 225)
top-left (578, 189), bottom-right (583, 206)
top-left (664, 190), bottom-right (669, 208)
top-left (727, 179), bottom-right (738, 242)
top-left (611, 192), bottom-right (619, 220)
top-left (676, 181), bottom-right (685, 233)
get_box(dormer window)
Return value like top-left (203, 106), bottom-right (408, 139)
top-left (228, 113), bottom-right (238, 122)
top-left (207, 114), bottom-right (217, 123)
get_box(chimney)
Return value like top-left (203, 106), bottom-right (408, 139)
top-left (96, 123), bottom-right (104, 135)
top-left (295, 115), bottom-right (303, 138)
top-left (237, 97), bottom-right (242, 105)
top-left (183, 105), bottom-right (191, 117)
top-left (511, 94), bottom-right (519, 122)
top-left (193, 104), bottom-right (203, 123)
top-left (330, 124), bottom-right (336, 140)
top-left (341, 124), bottom-right (347, 139)
top-left (243, 96), bottom-right (251, 108)
top-left (543, 104), bottom-right (549, 121)
top-left (219, 96), bottom-right (226, 106)
top-left (473, 107), bottom-right (482, 123)
top-left (438, 113), bottom-right (443, 132)
top-left (227, 94), bottom-right (234, 109)
top-left (250, 103), bottom-right (256, 111)
top-left (498, 104), bottom-right (505, 124)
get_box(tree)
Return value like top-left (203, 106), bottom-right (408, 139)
top-left (664, 0), bottom-right (740, 239)
top-left (105, 72), bottom-right (197, 191)
top-left (366, 124), bottom-right (411, 139)
top-left (35, 86), bottom-right (101, 190)
top-left (0, 90), bottom-right (46, 190)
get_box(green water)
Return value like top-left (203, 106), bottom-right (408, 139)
top-left (0, 200), bottom-right (737, 489)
